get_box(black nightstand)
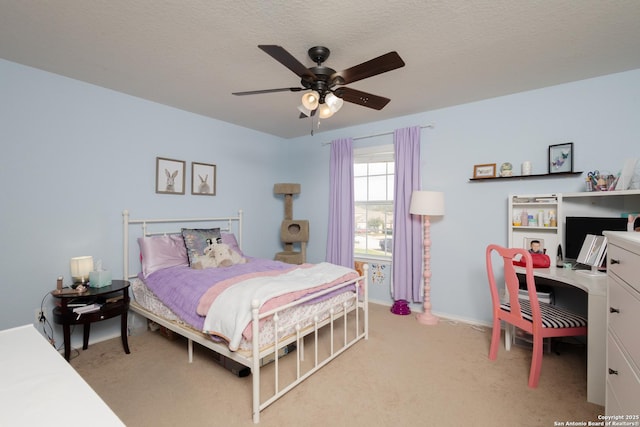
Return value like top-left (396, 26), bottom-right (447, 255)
top-left (52, 280), bottom-right (131, 361)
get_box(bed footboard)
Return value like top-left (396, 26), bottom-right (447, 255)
top-left (250, 264), bottom-right (368, 423)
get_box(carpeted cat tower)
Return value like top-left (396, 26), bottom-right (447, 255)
top-left (274, 183), bottom-right (309, 265)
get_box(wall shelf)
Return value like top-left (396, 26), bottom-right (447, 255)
top-left (561, 189), bottom-right (640, 198)
top-left (469, 171), bottom-right (583, 182)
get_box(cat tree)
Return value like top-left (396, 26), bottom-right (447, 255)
top-left (274, 183), bottom-right (309, 264)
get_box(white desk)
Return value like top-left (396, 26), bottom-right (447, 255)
top-left (0, 325), bottom-right (125, 427)
top-left (512, 266), bottom-right (607, 406)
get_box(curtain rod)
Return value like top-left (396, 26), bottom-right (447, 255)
top-left (321, 124), bottom-right (434, 146)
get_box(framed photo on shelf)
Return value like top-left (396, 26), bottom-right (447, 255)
top-left (548, 142), bottom-right (573, 174)
top-left (155, 157), bottom-right (186, 195)
top-left (473, 163), bottom-right (497, 179)
top-left (524, 237), bottom-right (545, 254)
top-left (191, 162), bottom-right (216, 196)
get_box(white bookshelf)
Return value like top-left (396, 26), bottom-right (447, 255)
top-left (508, 190), bottom-right (640, 262)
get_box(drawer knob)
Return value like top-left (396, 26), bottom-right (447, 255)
top-left (608, 368), bottom-right (619, 375)
top-left (610, 258), bottom-right (620, 265)
top-left (609, 307), bottom-right (620, 314)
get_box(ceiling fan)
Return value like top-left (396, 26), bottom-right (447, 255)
top-left (232, 45), bottom-right (405, 119)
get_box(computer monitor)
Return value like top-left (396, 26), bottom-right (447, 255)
top-left (564, 216), bottom-right (627, 260)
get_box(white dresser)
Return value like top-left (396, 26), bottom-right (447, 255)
top-left (604, 231), bottom-right (640, 416)
top-left (0, 325), bottom-right (124, 426)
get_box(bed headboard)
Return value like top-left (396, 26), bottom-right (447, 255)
top-left (122, 209), bottom-right (243, 280)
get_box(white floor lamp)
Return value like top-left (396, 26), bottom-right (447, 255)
top-left (409, 191), bottom-right (445, 325)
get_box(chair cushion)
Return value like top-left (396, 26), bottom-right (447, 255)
top-left (500, 299), bottom-right (587, 328)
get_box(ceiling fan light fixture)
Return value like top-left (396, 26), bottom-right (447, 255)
top-left (318, 103), bottom-right (334, 119)
top-left (325, 93), bottom-right (344, 113)
top-left (297, 104), bottom-right (312, 117)
top-left (301, 90), bottom-right (320, 110)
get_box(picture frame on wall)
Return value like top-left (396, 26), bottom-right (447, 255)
top-left (191, 162), bottom-right (216, 196)
top-left (548, 142), bottom-right (574, 174)
top-left (473, 163), bottom-right (497, 179)
top-left (156, 157), bottom-right (186, 195)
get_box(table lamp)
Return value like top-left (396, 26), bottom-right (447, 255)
top-left (409, 191), bottom-right (445, 325)
top-left (70, 256), bottom-right (93, 287)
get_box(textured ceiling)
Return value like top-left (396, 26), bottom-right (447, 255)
top-left (1, 1), bottom-right (640, 139)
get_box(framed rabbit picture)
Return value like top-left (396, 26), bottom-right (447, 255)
top-left (156, 157), bottom-right (186, 195)
top-left (191, 162), bottom-right (216, 196)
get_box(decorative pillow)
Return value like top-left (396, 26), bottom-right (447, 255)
top-left (138, 235), bottom-right (188, 277)
top-left (221, 233), bottom-right (244, 257)
top-left (182, 228), bottom-right (222, 266)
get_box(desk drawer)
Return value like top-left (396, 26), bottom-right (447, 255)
top-left (607, 334), bottom-right (640, 414)
top-left (608, 244), bottom-right (640, 293)
top-left (608, 275), bottom-right (640, 370)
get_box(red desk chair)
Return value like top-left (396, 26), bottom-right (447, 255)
top-left (486, 244), bottom-right (588, 387)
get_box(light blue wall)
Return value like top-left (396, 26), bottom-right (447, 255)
top-left (0, 59), bottom-right (295, 331)
top-left (291, 68), bottom-right (640, 324)
top-left (2, 57), bottom-right (638, 334)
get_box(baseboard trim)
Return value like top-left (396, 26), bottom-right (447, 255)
top-left (369, 300), bottom-right (492, 328)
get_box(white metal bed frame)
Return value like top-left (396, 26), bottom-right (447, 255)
top-left (122, 209), bottom-right (368, 423)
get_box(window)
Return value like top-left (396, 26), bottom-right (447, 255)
top-left (354, 144), bottom-right (394, 258)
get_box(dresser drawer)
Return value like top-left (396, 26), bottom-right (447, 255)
top-left (607, 334), bottom-right (640, 415)
top-left (608, 275), bottom-right (640, 370)
top-left (608, 243), bottom-right (640, 293)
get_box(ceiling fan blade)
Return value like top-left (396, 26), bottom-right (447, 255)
top-left (331, 51), bottom-right (405, 85)
top-left (232, 87), bottom-right (303, 96)
top-left (258, 45), bottom-right (317, 81)
top-left (334, 87), bottom-right (390, 110)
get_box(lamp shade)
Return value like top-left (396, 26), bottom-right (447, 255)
top-left (70, 256), bottom-right (93, 283)
top-left (318, 103), bottom-right (334, 119)
top-left (325, 92), bottom-right (344, 113)
top-left (301, 91), bottom-right (320, 110)
top-left (409, 191), bottom-right (445, 216)
top-left (297, 104), bottom-right (312, 117)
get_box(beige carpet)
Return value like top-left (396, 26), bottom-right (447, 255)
top-left (70, 303), bottom-right (603, 426)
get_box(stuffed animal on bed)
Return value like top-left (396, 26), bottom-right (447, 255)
top-left (191, 252), bottom-right (219, 269)
top-left (208, 242), bottom-right (246, 267)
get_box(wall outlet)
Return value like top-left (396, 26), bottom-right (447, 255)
top-left (35, 309), bottom-right (44, 322)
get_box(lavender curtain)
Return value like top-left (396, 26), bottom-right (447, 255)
top-left (392, 127), bottom-right (423, 302)
top-left (325, 138), bottom-right (355, 268)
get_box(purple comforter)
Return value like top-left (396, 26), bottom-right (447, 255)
top-left (140, 257), bottom-right (294, 330)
